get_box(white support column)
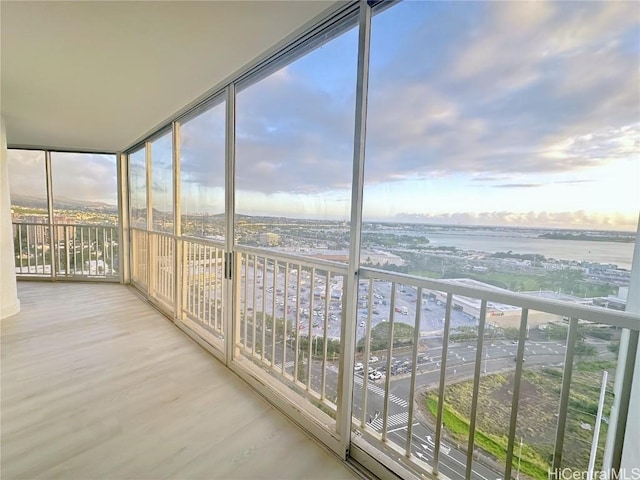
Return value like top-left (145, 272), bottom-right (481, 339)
top-left (0, 116), bottom-right (21, 319)
top-left (172, 121), bottom-right (182, 321)
top-left (619, 218), bottom-right (640, 471)
top-left (603, 215), bottom-right (640, 473)
top-left (224, 84), bottom-right (236, 366)
top-left (337, 1), bottom-right (371, 459)
top-left (117, 152), bottom-right (130, 284)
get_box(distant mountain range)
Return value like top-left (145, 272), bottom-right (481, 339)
top-left (12, 194), bottom-right (117, 212)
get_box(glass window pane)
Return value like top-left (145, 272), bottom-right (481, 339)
top-left (7, 149), bottom-right (47, 223)
top-left (129, 148), bottom-right (147, 229)
top-left (363, 1), bottom-right (638, 274)
top-left (50, 152), bottom-right (118, 226)
top-left (180, 100), bottom-right (226, 239)
top-left (150, 132), bottom-right (174, 233)
top-left (235, 25), bottom-right (358, 260)
top-left (358, 0), bottom-right (639, 476)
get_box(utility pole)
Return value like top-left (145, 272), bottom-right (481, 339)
top-left (484, 347), bottom-right (488, 374)
top-left (517, 437), bottom-right (523, 480)
top-left (587, 371), bottom-right (608, 480)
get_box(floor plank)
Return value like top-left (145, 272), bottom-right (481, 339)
top-left (1, 282), bottom-right (359, 480)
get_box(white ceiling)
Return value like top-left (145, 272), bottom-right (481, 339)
top-left (1, 0), bottom-right (339, 152)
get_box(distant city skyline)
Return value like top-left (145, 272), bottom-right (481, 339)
top-left (7, 2), bottom-right (639, 233)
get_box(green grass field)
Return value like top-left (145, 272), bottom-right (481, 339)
top-left (422, 362), bottom-right (615, 479)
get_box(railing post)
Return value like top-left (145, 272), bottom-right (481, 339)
top-left (230, 251), bottom-right (242, 362)
top-left (504, 308), bottom-right (529, 480)
top-left (44, 150), bottom-right (56, 279)
top-left (552, 316), bottom-right (580, 471)
top-left (433, 293), bottom-right (453, 474)
top-left (64, 226), bottom-right (70, 276)
top-left (466, 299), bottom-right (488, 479)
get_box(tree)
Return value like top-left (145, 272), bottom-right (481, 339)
top-left (574, 342), bottom-right (597, 358)
top-left (357, 321), bottom-right (414, 352)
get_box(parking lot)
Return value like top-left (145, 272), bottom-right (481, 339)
top-left (241, 264), bottom-right (478, 343)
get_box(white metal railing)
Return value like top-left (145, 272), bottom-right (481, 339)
top-left (13, 222), bottom-right (52, 276)
top-left (350, 266), bottom-right (639, 480)
top-left (182, 237), bottom-right (226, 342)
top-left (13, 222), bottom-right (119, 280)
top-left (126, 233), bottom-right (638, 480)
top-left (131, 228), bottom-right (148, 288)
top-left (234, 246), bottom-right (349, 422)
top-left (148, 231), bottom-right (174, 306)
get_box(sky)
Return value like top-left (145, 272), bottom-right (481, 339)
top-left (8, 1), bottom-right (640, 232)
top-left (8, 149), bottom-right (117, 206)
top-left (233, 0), bottom-right (640, 231)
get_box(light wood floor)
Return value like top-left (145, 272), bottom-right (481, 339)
top-left (1, 282), bottom-right (360, 480)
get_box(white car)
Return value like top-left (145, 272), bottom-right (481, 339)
top-left (370, 356), bottom-right (379, 363)
top-left (368, 371), bottom-right (382, 381)
top-left (354, 362), bottom-right (364, 372)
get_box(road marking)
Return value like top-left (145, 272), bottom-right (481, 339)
top-left (370, 411), bottom-right (410, 430)
top-left (354, 375), bottom-right (408, 407)
top-left (388, 429), bottom-right (494, 480)
top-left (274, 360), bottom-right (295, 369)
top-left (388, 422), bottom-right (419, 433)
top-left (441, 447), bottom-right (491, 480)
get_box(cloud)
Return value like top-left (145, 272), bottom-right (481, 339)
top-left (174, 2), bottom-right (638, 197)
top-left (113, 1), bottom-right (637, 225)
top-left (8, 149), bottom-right (118, 205)
top-left (553, 180), bottom-right (592, 185)
top-left (362, 1), bottom-right (639, 183)
top-left (494, 183), bottom-right (542, 189)
top-left (179, 100), bottom-right (226, 189)
top-left (234, 52), bottom-right (357, 195)
top-left (393, 210), bottom-right (638, 231)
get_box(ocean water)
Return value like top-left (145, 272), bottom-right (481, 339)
top-left (422, 231), bottom-right (635, 269)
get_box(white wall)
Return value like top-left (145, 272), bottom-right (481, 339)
top-left (0, 115), bottom-right (20, 319)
